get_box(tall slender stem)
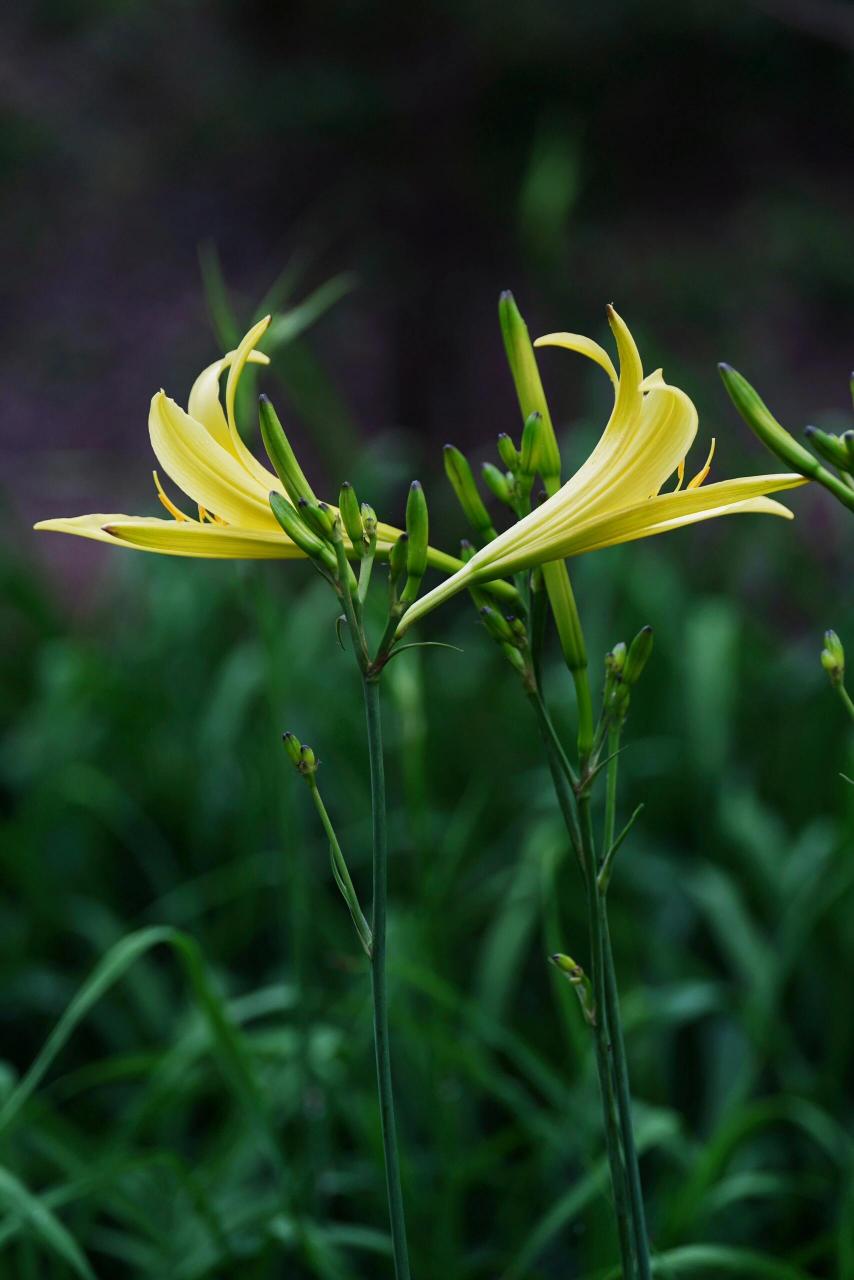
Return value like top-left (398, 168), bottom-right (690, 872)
top-left (530, 685), bottom-right (634, 1276)
top-left (579, 794), bottom-right (637, 1280)
top-left (602, 726), bottom-right (652, 1280)
top-left (363, 675), bottom-right (412, 1280)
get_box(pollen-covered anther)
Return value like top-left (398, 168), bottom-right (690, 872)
top-left (687, 438), bottom-right (716, 490)
top-left (153, 470), bottom-right (190, 522)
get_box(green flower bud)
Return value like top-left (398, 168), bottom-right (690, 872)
top-left (549, 953), bottom-right (595, 1024)
top-left (338, 482), bottom-right (365, 547)
top-left (479, 605), bottom-right (516, 645)
top-left (804, 426), bottom-right (852, 473)
top-left (850, 371), bottom-right (854, 411)
top-left (844, 430), bottom-right (854, 467)
top-left (443, 444), bottom-right (496, 542)
top-left (270, 492), bottom-right (335, 569)
top-left (299, 743), bottom-right (317, 775)
top-left (400, 481), bottom-right (429, 605)
top-left (481, 462), bottom-right (512, 505)
top-left (297, 498), bottom-right (335, 541)
top-left (507, 614), bottom-right (528, 644)
top-left (282, 731), bottom-right (302, 766)
top-left (389, 532), bottom-right (409, 587)
top-left (499, 291), bottom-right (561, 489)
top-left (259, 394), bottom-right (316, 505)
top-left (459, 539), bottom-right (476, 563)
top-left (718, 365), bottom-right (820, 476)
top-left (623, 625), bottom-right (654, 687)
top-left (360, 502), bottom-right (378, 538)
top-left (821, 629), bottom-right (845, 686)
top-left (497, 432), bottom-right (520, 471)
top-left (605, 642), bottom-right (627, 677)
top-left (519, 410), bottom-right (559, 484)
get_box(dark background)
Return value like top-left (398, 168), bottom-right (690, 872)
top-left (1, 2), bottom-right (853, 1277)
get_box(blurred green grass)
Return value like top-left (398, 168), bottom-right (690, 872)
top-left (2, 394), bottom-right (852, 1275)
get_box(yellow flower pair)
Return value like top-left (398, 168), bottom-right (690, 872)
top-left (37, 307), bottom-right (806, 614)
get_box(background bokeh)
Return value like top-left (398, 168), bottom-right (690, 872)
top-left (2, 1), bottom-right (853, 1276)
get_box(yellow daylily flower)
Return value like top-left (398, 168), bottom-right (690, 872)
top-left (398, 306), bottom-right (808, 634)
top-left (35, 316), bottom-right (462, 576)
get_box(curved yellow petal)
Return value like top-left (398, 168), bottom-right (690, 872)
top-left (149, 391), bottom-right (281, 531)
top-left (103, 518), bottom-right (304, 559)
top-left (35, 514), bottom-right (153, 548)
top-left (222, 316), bottom-right (285, 491)
top-left (187, 348), bottom-right (269, 455)
top-left (534, 332), bottom-right (618, 385)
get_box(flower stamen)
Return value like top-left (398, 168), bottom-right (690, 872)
top-left (687, 438), bottom-right (716, 489)
top-left (153, 470), bottom-right (190, 522)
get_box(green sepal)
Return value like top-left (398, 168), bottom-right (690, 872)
top-left (259, 394), bottom-right (316, 505)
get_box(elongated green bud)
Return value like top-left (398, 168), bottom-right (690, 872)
top-left (844, 431), bottom-right (854, 467)
top-left (520, 411), bottom-right (554, 480)
top-left (805, 426), bottom-right (852, 473)
top-left (497, 432), bottom-right (520, 471)
top-left (389, 532), bottom-right (409, 585)
top-left (270, 492), bottom-right (331, 563)
top-left (821, 629), bottom-right (845, 686)
top-left (259, 394), bottom-right (316, 504)
top-left (499, 291), bottom-right (561, 488)
top-left (443, 444), bottom-right (496, 542)
top-left (299, 744), bottom-right (317, 774)
top-left (850, 372), bottom-right (854, 411)
top-left (549, 953), bottom-right (595, 1025)
top-left (400, 480), bottom-right (429, 605)
top-left (623, 625), bottom-right (654, 687)
top-left (460, 538), bottom-right (476, 563)
top-left (282, 731), bottom-right (302, 766)
top-left (282, 732), bottom-right (317, 777)
top-left (481, 462), bottom-right (512, 505)
top-left (717, 366), bottom-right (820, 476)
top-left (297, 498), bottom-right (335, 541)
top-left (338, 481), bottom-right (365, 547)
top-left (480, 605), bottom-right (516, 645)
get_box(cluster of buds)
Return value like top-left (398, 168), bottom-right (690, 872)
top-left (282, 731), bottom-right (318, 779)
top-left (821, 630), bottom-right (845, 688)
top-left (719, 365), bottom-right (854, 515)
top-left (479, 601), bottom-right (531, 681)
top-left (603, 625), bottom-right (654, 722)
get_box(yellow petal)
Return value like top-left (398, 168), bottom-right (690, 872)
top-left (103, 518), bottom-right (305, 558)
top-left (534, 332), bottom-right (618, 385)
top-left (187, 348), bottom-right (269, 455)
top-left (222, 316), bottom-right (285, 491)
top-left (149, 391), bottom-right (281, 531)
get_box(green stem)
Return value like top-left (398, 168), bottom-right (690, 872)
top-left (363, 675), bottom-right (412, 1280)
top-left (579, 794), bottom-right (636, 1280)
top-left (530, 684), bottom-right (634, 1276)
top-left (603, 726), bottom-right (652, 1280)
top-left (836, 682), bottom-right (854, 725)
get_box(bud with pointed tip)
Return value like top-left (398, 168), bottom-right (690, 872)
top-left (389, 532), bottom-right (409, 589)
top-left (821, 630), bottom-right (845, 686)
top-left (497, 432), bottom-right (520, 471)
top-left (481, 462), bottom-right (512, 505)
top-left (498, 291), bottom-right (561, 490)
top-left (270, 492), bottom-right (337, 572)
top-left (360, 502), bottom-right (377, 539)
top-left (605, 642), bottom-right (627, 678)
top-left (400, 481), bottom-right (429, 605)
top-left (299, 743), bottom-right (317, 775)
top-left (804, 426), bottom-right (852, 474)
top-left (282, 731), bottom-right (302, 766)
top-left (338, 481), bottom-right (365, 548)
top-left (259, 395), bottom-right (316, 505)
top-left (480, 605), bottom-right (516, 645)
top-left (623, 625), bottom-right (654, 687)
top-left (297, 498), bottom-right (335, 541)
top-left (443, 444), bottom-right (496, 543)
